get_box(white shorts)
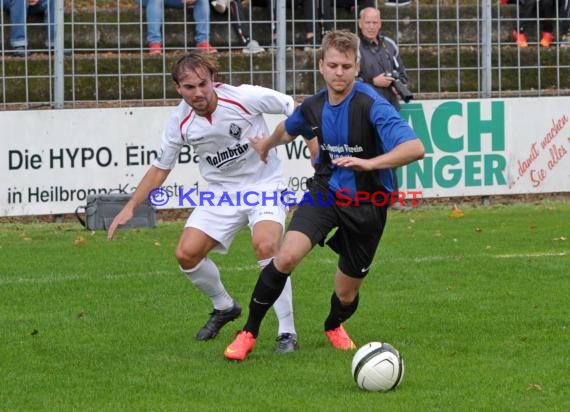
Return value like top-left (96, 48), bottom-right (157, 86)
top-left (185, 201), bottom-right (288, 254)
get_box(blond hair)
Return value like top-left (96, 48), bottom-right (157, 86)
top-left (322, 30), bottom-right (360, 63)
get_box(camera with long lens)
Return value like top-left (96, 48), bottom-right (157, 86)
top-left (385, 70), bottom-right (414, 103)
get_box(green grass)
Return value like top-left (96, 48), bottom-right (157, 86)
top-left (1, 201), bottom-right (569, 411)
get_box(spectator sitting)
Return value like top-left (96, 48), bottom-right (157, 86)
top-left (210, 0), bottom-right (265, 53)
top-left (561, 0), bottom-right (570, 42)
top-left (336, 1), bottom-right (379, 13)
top-left (510, 0), bottom-right (556, 48)
top-left (303, 1), bottom-right (380, 50)
top-left (139, 0), bottom-right (217, 55)
top-left (2, 0), bottom-right (57, 57)
top-left (302, 0), bottom-right (333, 51)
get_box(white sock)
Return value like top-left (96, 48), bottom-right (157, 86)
top-left (181, 258), bottom-right (234, 311)
top-left (259, 257), bottom-right (297, 336)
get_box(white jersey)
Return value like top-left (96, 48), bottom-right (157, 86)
top-left (153, 83), bottom-right (294, 193)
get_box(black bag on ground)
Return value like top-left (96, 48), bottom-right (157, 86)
top-left (75, 194), bottom-right (156, 230)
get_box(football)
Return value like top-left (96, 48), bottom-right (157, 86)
top-left (351, 342), bottom-right (405, 392)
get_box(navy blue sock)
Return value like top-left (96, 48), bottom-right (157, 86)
top-left (244, 260), bottom-right (289, 337)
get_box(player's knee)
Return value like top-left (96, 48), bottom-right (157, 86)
top-left (253, 239), bottom-right (278, 260)
top-left (274, 250), bottom-right (301, 273)
top-left (335, 288), bottom-right (359, 305)
top-left (175, 247), bottom-right (203, 269)
top-left (336, 292), bottom-right (356, 305)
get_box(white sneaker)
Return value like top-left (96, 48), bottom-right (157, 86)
top-left (211, 0), bottom-right (227, 13)
top-left (242, 39), bottom-right (265, 54)
top-left (385, 0), bottom-right (411, 6)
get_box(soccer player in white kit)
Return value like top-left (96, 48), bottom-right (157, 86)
top-left (107, 52), bottom-right (302, 352)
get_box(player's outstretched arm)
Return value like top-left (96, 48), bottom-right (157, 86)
top-left (249, 121), bottom-right (295, 163)
top-left (107, 166), bottom-right (171, 240)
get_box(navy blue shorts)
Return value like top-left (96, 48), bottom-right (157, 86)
top-left (287, 180), bottom-right (387, 278)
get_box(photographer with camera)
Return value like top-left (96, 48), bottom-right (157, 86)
top-left (357, 7), bottom-right (412, 110)
top-left (357, 6), bottom-right (412, 210)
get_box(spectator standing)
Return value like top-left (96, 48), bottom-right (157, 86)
top-left (357, 6), bottom-right (411, 209)
top-left (139, 0), bottom-right (217, 55)
top-left (511, 0), bottom-right (556, 48)
top-left (2, 0), bottom-right (56, 57)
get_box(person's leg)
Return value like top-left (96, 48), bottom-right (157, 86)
top-left (190, 0), bottom-right (211, 44)
top-left (225, 189), bottom-right (337, 360)
top-left (178, 205), bottom-right (248, 340)
top-left (518, 0), bottom-right (536, 33)
top-left (326, 269), bottom-right (362, 328)
top-left (322, 202), bottom-right (387, 350)
top-left (537, 0), bottom-right (555, 46)
top-left (540, 0), bottom-right (555, 37)
top-left (224, 230), bottom-right (312, 360)
top-left (251, 219), bottom-right (297, 352)
top-left (303, 0), bottom-right (318, 44)
top-left (176, 228), bottom-right (233, 309)
top-left (512, 0), bottom-right (536, 47)
top-left (6, 0), bottom-right (27, 48)
top-left (319, 0), bottom-right (333, 33)
top-left (35, 0), bottom-right (55, 47)
top-left (323, 269), bottom-right (361, 350)
top-left (141, 0), bottom-right (164, 45)
top-left (563, 0), bottom-right (570, 40)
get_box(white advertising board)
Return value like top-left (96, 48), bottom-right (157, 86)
top-left (1, 97), bottom-right (569, 216)
top-left (400, 97), bottom-right (569, 197)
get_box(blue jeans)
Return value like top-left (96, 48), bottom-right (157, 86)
top-left (2, 0), bottom-right (55, 48)
top-left (139, 0), bottom-right (210, 45)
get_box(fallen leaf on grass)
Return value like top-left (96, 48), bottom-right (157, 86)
top-left (527, 383), bottom-right (542, 391)
top-left (553, 236), bottom-right (567, 241)
top-left (74, 236), bottom-right (87, 246)
top-left (30, 329), bottom-right (39, 336)
top-left (450, 204), bottom-right (464, 218)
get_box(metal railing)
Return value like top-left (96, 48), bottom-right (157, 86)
top-left (1, 0), bottom-right (570, 110)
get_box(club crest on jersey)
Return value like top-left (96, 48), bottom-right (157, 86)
top-left (228, 123), bottom-right (242, 140)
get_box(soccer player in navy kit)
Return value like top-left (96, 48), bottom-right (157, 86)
top-left (224, 30), bottom-right (425, 361)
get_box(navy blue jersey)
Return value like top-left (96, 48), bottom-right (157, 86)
top-left (285, 81), bottom-right (416, 196)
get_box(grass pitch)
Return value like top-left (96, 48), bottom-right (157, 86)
top-left (1, 201), bottom-right (569, 411)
